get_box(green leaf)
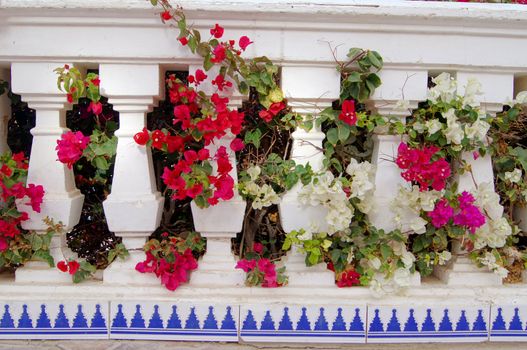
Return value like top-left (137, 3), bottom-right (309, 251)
top-left (150, 0), bottom-right (158, 5)
top-left (346, 72), bottom-right (362, 83)
top-left (337, 123), bottom-right (351, 142)
top-left (93, 156), bottom-right (109, 170)
top-left (31, 250), bottom-right (54, 267)
top-left (367, 51), bottom-right (383, 69)
top-left (380, 244), bottom-right (392, 260)
top-left (510, 147), bottom-right (527, 172)
top-left (326, 128), bottom-right (338, 145)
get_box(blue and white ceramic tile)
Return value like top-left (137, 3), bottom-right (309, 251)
top-left (367, 305), bottom-right (490, 343)
top-left (239, 304), bottom-right (366, 343)
top-left (109, 301), bottom-right (238, 341)
top-left (490, 304), bottom-right (527, 341)
top-left (0, 301), bottom-right (109, 339)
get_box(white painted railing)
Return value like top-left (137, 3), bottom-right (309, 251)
top-left (1, 0), bottom-right (527, 344)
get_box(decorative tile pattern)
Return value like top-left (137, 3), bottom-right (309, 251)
top-left (239, 304), bottom-right (366, 343)
top-left (109, 301), bottom-right (238, 341)
top-left (367, 305), bottom-right (490, 343)
top-left (0, 301), bottom-right (109, 339)
top-left (490, 305), bottom-right (527, 341)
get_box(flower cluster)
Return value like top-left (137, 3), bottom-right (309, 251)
top-left (136, 232), bottom-right (204, 291)
top-left (56, 131), bottom-right (91, 169)
top-left (0, 152), bottom-right (44, 253)
top-left (396, 143), bottom-right (451, 191)
top-left (57, 260), bottom-right (80, 275)
top-left (236, 243), bottom-right (286, 288)
top-left (238, 165), bottom-right (281, 209)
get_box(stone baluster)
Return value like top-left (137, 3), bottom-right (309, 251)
top-left (367, 69), bottom-right (428, 233)
top-left (11, 62), bottom-right (84, 283)
top-left (188, 64), bottom-right (247, 286)
top-left (434, 71), bottom-right (514, 286)
top-left (0, 69), bottom-right (10, 154)
top-left (99, 64), bottom-right (164, 285)
top-left (278, 65), bottom-right (340, 287)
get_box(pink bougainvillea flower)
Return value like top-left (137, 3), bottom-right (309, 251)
top-left (210, 23), bottom-right (224, 38)
top-left (239, 36), bottom-right (253, 51)
top-left (428, 198), bottom-right (454, 228)
top-left (87, 101), bottom-right (103, 115)
top-left (0, 237), bottom-right (7, 252)
top-left (230, 138), bottom-right (245, 152)
top-left (453, 191), bottom-right (486, 233)
top-left (338, 100), bottom-right (357, 126)
top-left (56, 131), bottom-right (90, 169)
top-left (253, 242), bottom-right (263, 254)
top-left (25, 183), bottom-right (44, 213)
top-left (216, 146), bottom-right (232, 174)
top-left (235, 259), bottom-right (257, 273)
top-left (186, 183), bottom-right (203, 199)
top-left (211, 44), bottom-right (226, 63)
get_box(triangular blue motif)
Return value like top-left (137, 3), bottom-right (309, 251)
top-left (167, 306), bottom-right (182, 329)
top-left (404, 309), bottom-right (418, 332)
top-left (112, 304), bottom-right (127, 328)
top-left (203, 306), bottom-right (218, 329)
top-left (456, 310), bottom-right (470, 331)
top-left (185, 307), bottom-right (200, 329)
top-left (350, 308), bottom-right (364, 332)
top-left (331, 308), bottom-right (346, 331)
top-left (130, 305), bottom-right (145, 328)
top-left (54, 305), bottom-right (70, 328)
top-left (314, 308), bottom-right (329, 331)
top-left (221, 306), bottom-right (236, 330)
top-left (386, 309), bottom-right (401, 332)
top-left (278, 307), bottom-right (293, 331)
top-left (296, 307), bottom-right (311, 331)
top-left (261, 311), bottom-right (276, 330)
top-left (91, 304), bottom-right (106, 328)
top-left (242, 310), bottom-right (257, 330)
top-left (17, 305), bottom-right (33, 328)
top-left (492, 308), bottom-right (506, 331)
top-left (369, 309), bottom-right (384, 333)
top-left (472, 310), bottom-right (487, 331)
top-left (36, 305), bottom-right (51, 328)
top-left (421, 309), bottom-right (436, 332)
top-left (72, 305), bottom-right (88, 328)
top-left (148, 305), bottom-right (164, 329)
top-left (509, 308), bottom-right (523, 331)
top-left (0, 305), bottom-right (14, 328)
top-left (438, 309), bottom-right (453, 332)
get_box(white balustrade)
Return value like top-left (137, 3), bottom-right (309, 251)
top-left (278, 65), bottom-right (341, 287)
top-left (0, 69), bottom-right (10, 154)
top-left (10, 62), bottom-right (84, 283)
top-left (99, 64), bottom-right (164, 285)
top-left (188, 64), bottom-right (247, 286)
top-left (367, 69), bottom-right (428, 233)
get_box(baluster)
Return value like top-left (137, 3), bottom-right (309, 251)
top-left (278, 65), bottom-right (340, 287)
top-left (99, 64), bottom-right (164, 285)
top-left (188, 64), bottom-right (247, 286)
top-left (0, 68), bottom-right (10, 154)
top-left (434, 71), bottom-right (514, 286)
top-left (367, 69), bottom-right (428, 232)
top-left (11, 62), bottom-right (84, 283)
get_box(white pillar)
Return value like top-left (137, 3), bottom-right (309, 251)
top-left (434, 71), bottom-right (514, 286)
top-left (367, 69), bottom-right (428, 232)
top-left (11, 62), bottom-right (84, 283)
top-left (0, 68), bottom-right (11, 154)
top-left (278, 65), bottom-right (340, 287)
top-left (188, 64), bottom-right (247, 287)
top-left (100, 64), bottom-right (164, 285)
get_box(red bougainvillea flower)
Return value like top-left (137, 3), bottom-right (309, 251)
top-left (211, 74), bottom-right (232, 91)
top-left (151, 130), bottom-right (166, 150)
top-left (173, 104), bottom-right (192, 129)
top-left (338, 100), bottom-right (357, 126)
top-left (67, 261), bottom-right (80, 275)
top-left (211, 44), bottom-right (226, 63)
top-left (161, 10), bottom-right (172, 21)
top-left (25, 183), bottom-right (44, 213)
top-left (188, 69), bottom-right (208, 86)
top-left (198, 149), bottom-right (210, 161)
top-left (12, 152), bottom-right (28, 170)
top-left (57, 260), bottom-right (68, 272)
top-left (259, 102), bottom-right (286, 123)
top-left (337, 269), bottom-right (361, 287)
top-left (134, 127), bottom-right (150, 146)
top-left (87, 101), bottom-right (103, 115)
top-left (239, 36), bottom-right (253, 51)
top-left (56, 131), bottom-right (90, 169)
top-left (230, 138), bottom-right (245, 152)
top-left (210, 23), bottom-right (224, 38)
top-left (0, 164), bottom-right (12, 178)
top-left (178, 37), bottom-right (188, 46)
top-left (67, 94), bottom-right (73, 104)
top-left (90, 77), bottom-right (100, 86)
top-left (0, 237), bottom-right (8, 252)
